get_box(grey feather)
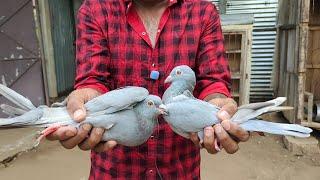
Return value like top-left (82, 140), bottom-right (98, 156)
top-left (0, 86), bottom-right (162, 147)
top-left (0, 108), bottom-right (44, 127)
top-left (161, 96), bottom-right (312, 139)
top-left (1, 104), bottom-right (27, 116)
top-left (239, 120), bottom-right (312, 138)
top-left (161, 65), bottom-right (313, 139)
top-left (231, 97), bottom-right (287, 124)
top-left (85, 86), bottom-right (149, 113)
top-left (163, 97), bottom-right (220, 133)
top-left (82, 95), bottom-right (162, 146)
top-left (51, 98), bottom-right (68, 107)
top-left (0, 84), bottom-right (36, 110)
top-left (162, 65), bottom-right (196, 104)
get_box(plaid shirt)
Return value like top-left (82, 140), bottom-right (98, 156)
top-left (75, 0), bottom-right (231, 179)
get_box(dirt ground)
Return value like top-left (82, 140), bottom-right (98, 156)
top-left (0, 116), bottom-right (320, 180)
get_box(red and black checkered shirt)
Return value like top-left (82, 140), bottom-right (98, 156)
top-left (75, 0), bottom-right (231, 179)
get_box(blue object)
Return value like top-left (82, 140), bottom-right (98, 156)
top-left (150, 70), bottom-right (160, 80)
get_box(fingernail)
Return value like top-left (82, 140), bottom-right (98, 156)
top-left (107, 141), bottom-right (117, 149)
top-left (219, 110), bottom-right (231, 119)
top-left (82, 124), bottom-right (92, 131)
top-left (66, 130), bottom-right (76, 137)
top-left (215, 125), bottom-right (222, 134)
top-left (221, 120), bottom-right (231, 131)
top-left (204, 127), bottom-right (212, 137)
top-left (96, 128), bottom-right (104, 135)
top-left (74, 109), bottom-right (84, 120)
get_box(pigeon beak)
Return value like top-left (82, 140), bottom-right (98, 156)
top-left (158, 104), bottom-right (168, 115)
top-left (164, 76), bottom-right (173, 84)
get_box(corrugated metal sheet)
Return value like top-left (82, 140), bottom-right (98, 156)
top-left (48, 0), bottom-right (76, 95)
top-left (212, 0), bottom-right (278, 102)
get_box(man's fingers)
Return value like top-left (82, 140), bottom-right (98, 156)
top-left (221, 120), bottom-right (250, 142)
top-left (208, 98), bottom-right (224, 108)
top-left (217, 110), bottom-right (231, 122)
top-left (46, 126), bottom-right (77, 141)
top-left (214, 124), bottom-right (239, 154)
top-left (60, 124), bottom-right (92, 149)
top-left (216, 100), bottom-right (237, 122)
top-left (67, 95), bottom-right (86, 122)
top-left (65, 88), bottom-right (102, 123)
top-left (190, 133), bottom-right (200, 146)
top-left (203, 126), bottom-right (218, 154)
top-left (78, 128), bottom-right (105, 151)
top-left (94, 141), bottom-right (117, 153)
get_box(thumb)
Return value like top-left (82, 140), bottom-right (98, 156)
top-left (218, 99), bottom-right (237, 118)
top-left (67, 93), bottom-right (87, 122)
top-left (217, 102), bottom-right (237, 122)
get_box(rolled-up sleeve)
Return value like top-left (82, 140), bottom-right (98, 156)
top-left (194, 4), bottom-right (231, 100)
top-left (74, 4), bottom-right (110, 94)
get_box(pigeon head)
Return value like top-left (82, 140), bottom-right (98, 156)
top-left (136, 95), bottom-right (163, 119)
top-left (164, 65), bottom-right (196, 86)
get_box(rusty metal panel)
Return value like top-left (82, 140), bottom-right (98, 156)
top-left (0, 0), bottom-right (45, 117)
top-left (1, 1), bottom-right (39, 54)
top-left (0, 0), bottom-right (30, 26)
top-left (0, 61), bottom-right (45, 118)
top-left (0, 33), bottom-right (35, 60)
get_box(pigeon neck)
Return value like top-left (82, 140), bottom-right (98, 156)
top-left (133, 105), bottom-right (158, 135)
top-left (163, 80), bottom-right (194, 103)
top-left (134, 104), bottom-right (158, 124)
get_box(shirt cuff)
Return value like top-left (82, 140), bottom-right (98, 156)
top-left (75, 83), bottom-right (109, 94)
top-left (198, 82), bottom-right (231, 100)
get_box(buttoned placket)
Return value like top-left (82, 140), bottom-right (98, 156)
top-left (126, 2), bottom-right (174, 178)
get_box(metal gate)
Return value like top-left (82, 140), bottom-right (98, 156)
top-left (0, 0), bottom-right (45, 117)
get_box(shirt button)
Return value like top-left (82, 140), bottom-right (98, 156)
top-left (150, 135), bottom-right (155, 140)
top-left (157, 29), bottom-right (161, 33)
top-left (149, 170), bottom-right (154, 174)
top-left (142, 32), bottom-right (146, 36)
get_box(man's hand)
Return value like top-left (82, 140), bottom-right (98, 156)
top-left (46, 88), bottom-right (117, 152)
top-left (190, 94), bottom-right (249, 154)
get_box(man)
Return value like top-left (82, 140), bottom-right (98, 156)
top-left (48, 0), bottom-right (250, 179)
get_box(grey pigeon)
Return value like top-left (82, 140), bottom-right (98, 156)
top-left (160, 65), bottom-right (313, 142)
top-left (0, 84), bottom-right (163, 147)
top-left (162, 65), bottom-right (196, 104)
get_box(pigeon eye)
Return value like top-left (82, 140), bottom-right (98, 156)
top-left (176, 70), bottom-right (182, 75)
top-left (147, 101), bottom-right (154, 107)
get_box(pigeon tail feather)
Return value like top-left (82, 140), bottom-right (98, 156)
top-left (0, 84), bottom-right (36, 111)
top-left (239, 120), bottom-right (312, 138)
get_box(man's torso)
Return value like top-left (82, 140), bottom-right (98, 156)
top-left (77, 0), bottom-right (218, 179)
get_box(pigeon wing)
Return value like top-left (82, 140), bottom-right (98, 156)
top-left (165, 98), bottom-right (220, 133)
top-left (231, 97), bottom-right (287, 123)
top-left (85, 87), bottom-right (149, 114)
